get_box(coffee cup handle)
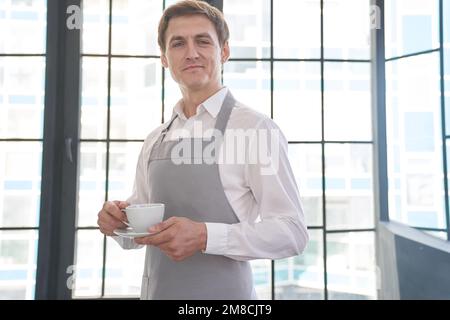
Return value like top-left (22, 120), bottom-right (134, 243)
top-left (120, 209), bottom-right (130, 227)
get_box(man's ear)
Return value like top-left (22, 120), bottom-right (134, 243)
top-left (221, 41), bottom-right (230, 64)
top-left (161, 51), bottom-right (168, 68)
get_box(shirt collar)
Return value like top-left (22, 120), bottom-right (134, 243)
top-left (171, 87), bottom-right (229, 120)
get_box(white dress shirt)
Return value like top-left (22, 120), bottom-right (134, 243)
top-left (114, 87), bottom-right (309, 261)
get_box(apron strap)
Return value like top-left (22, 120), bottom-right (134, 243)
top-left (157, 113), bottom-right (179, 145)
top-left (213, 91), bottom-right (235, 136)
top-left (157, 89), bottom-right (235, 145)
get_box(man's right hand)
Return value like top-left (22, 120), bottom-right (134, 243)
top-left (97, 200), bottom-right (129, 236)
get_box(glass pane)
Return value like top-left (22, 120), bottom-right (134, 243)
top-left (288, 144), bottom-right (323, 227)
top-left (104, 236), bottom-right (145, 297)
top-left (82, 0), bottom-right (109, 54)
top-left (73, 230), bottom-right (104, 298)
top-left (273, 0), bottom-right (320, 59)
top-left (325, 144), bottom-right (374, 230)
top-left (0, 0), bottom-right (46, 54)
top-left (107, 142), bottom-right (142, 202)
top-left (324, 62), bottom-right (371, 141)
top-left (110, 58), bottom-right (162, 140)
top-left (323, 0), bottom-right (370, 59)
top-left (250, 259), bottom-right (271, 299)
top-left (275, 229), bottom-right (324, 300)
top-left (224, 0), bottom-right (270, 59)
top-left (0, 142), bottom-right (42, 228)
top-left (80, 57), bottom-right (108, 140)
top-left (111, 0), bottom-right (162, 55)
top-left (273, 62), bottom-right (321, 141)
top-left (386, 53), bottom-right (445, 229)
top-left (0, 57), bottom-right (46, 139)
top-left (0, 230), bottom-right (38, 299)
top-left (223, 61), bottom-right (270, 117)
top-left (385, 0), bottom-right (439, 59)
top-left (327, 232), bottom-right (376, 300)
top-left (77, 142), bottom-right (106, 227)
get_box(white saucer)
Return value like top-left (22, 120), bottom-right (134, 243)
top-left (113, 227), bottom-right (157, 238)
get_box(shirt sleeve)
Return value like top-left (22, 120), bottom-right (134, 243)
top-left (204, 118), bottom-right (309, 261)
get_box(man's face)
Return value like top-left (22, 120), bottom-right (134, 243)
top-left (161, 14), bottom-right (229, 92)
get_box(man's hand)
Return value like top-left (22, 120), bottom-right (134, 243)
top-left (97, 200), bottom-right (129, 236)
top-left (134, 217), bottom-right (207, 261)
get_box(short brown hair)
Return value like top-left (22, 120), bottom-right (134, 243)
top-left (158, 0), bottom-right (230, 53)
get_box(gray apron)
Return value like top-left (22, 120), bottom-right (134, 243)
top-left (140, 91), bottom-right (254, 300)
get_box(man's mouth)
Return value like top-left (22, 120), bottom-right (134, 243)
top-left (183, 65), bottom-right (203, 71)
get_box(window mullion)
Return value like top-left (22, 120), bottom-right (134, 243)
top-left (36, 0), bottom-right (82, 300)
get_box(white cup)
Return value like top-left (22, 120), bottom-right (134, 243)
top-left (122, 203), bottom-right (165, 233)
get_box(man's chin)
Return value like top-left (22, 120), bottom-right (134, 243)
top-left (182, 80), bottom-right (209, 91)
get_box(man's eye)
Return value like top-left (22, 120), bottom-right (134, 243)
top-left (172, 42), bottom-right (183, 47)
top-left (199, 40), bottom-right (210, 45)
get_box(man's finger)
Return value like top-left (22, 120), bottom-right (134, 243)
top-left (114, 200), bottom-right (130, 209)
top-left (105, 201), bottom-right (127, 222)
top-left (149, 216), bottom-right (177, 233)
top-left (99, 221), bottom-right (116, 236)
top-left (135, 228), bottom-right (173, 246)
top-left (114, 201), bottom-right (130, 222)
top-left (99, 212), bottom-right (128, 229)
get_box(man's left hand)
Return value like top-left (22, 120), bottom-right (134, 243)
top-left (134, 217), bottom-right (207, 261)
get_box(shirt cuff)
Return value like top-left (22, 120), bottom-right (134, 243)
top-left (203, 222), bottom-right (229, 255)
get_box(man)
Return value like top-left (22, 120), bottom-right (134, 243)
top-left (97, 0), bottom-right (308, 300)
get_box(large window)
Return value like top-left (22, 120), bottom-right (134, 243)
top-left (225, 0), bottom-right (375, 299)
top-left (0, 0), bottom-right (381, 300)
top-left (71, 0), bottom-right (377, 300)
top-left (74, 0), bottom-right (162, 297)
top-left (0, 0), bottom-right (47, 299)
top-left (385, 0), bottom-right (450, 241)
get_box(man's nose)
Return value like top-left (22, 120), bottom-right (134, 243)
top-left (185, 41), bottom-right (200, 60)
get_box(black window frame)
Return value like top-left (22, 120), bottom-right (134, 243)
top-left (32, 0), bottom-right (450, 300)
top-left (36, 0), bottom-right (81, 300)
top-left (373, 0), bottom-right (450, 241)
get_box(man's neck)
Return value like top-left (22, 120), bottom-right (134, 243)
top-left (180, 84), bottom-right (224, 118)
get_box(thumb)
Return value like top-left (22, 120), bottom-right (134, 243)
top-left (114, 200), bottom-right (129, 209)
top-left (113, 201), bottom-right (130, 222)
top-left (149, 216), bottom-right (177, 233)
